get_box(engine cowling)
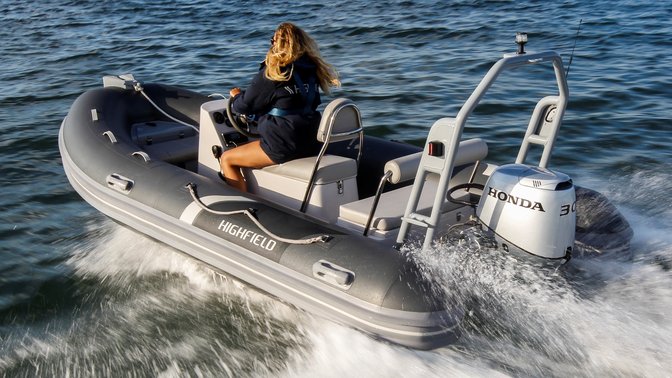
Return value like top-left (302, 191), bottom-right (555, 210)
top-left (476, 164), bottom-right (575, 260)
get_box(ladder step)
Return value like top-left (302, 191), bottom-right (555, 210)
top-left (401, 212), bottom-right (432, 228)
top-left (527, 135), bottom-right (548, 145)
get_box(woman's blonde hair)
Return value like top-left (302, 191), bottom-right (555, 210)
top-left (264, 22), bottom-right (340, 93)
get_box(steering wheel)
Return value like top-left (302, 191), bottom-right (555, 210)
top-left (447, 182), bottom-right (485, 207)
top-left (226, 97), bottom-right (260, 138)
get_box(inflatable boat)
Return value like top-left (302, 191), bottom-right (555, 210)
top-left (59, 37), bottom-right (632, 349)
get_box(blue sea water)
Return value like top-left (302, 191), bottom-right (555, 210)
top-left (1, 1), bottom-right (671, 376)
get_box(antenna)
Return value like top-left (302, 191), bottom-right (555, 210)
top-left (565, 19), bottom-right (583, 78)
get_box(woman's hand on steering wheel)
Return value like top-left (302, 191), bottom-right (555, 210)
top-left (226, 92), bottom-right (260, 139)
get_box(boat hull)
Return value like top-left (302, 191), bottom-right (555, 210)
top-left (59, 85), bottom-right (461, 350)
top-left (59, 81), bottom-right (633, 349)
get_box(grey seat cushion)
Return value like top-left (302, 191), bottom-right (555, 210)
top-left (260, 155), bottom-right (357, 184)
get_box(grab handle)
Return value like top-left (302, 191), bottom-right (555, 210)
top-left (102, 131), bottom-right (117, 144)
top-left (106, 173), bottom-right (134, 194)
top-left (312, 260), bottom-right (354, 289)
top-left (132, 151), bottom-right (151, 162)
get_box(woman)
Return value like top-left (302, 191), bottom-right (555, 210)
top-left (219, 22), bottom-right (340, 192)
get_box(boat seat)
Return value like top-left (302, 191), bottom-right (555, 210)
top-left (337, 138), bottom-right (489, 237)
top-left (258, 155), bottom-right (357, 185)
top-left (339, 177), bottom-right (447, 232)
top-left (246, 98), bottom-right (364, 223)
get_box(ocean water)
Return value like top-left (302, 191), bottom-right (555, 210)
top-left (1, 1), bottom-right (671, 377)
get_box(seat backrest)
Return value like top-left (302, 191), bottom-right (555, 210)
top-left (317, 98), bottom-right (363, 145)
top-left (384, 138), bottom-right (488, 184)
top-left (300, 98), bottom-right (364, 212)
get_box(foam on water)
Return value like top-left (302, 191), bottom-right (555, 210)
top-left (403, 169), bottom-right (672, 376)
top-left (280, 321), bottom-right (508, 378)
top-left (0, 221), bottom-right (313, 377)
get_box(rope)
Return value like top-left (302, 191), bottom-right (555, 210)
top-left (133, 82), bottom-right (200, 134)
top-left (565, 18), bottom-right (583, 79)
top-left (186, 183), bottom-right (330, 245)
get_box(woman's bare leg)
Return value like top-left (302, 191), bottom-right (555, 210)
top-left (219, 140), bottom-right (275, 192)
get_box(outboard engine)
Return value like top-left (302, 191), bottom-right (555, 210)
top-left (476, 164), bottom-right (575, 261)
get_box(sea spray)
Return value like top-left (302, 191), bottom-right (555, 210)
top-left (0, 221), bottom-right (310, 377)
top-left (405, 225), bottom-right (672, 377)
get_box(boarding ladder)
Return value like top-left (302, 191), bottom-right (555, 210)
top-left (396, 49), bottom-right (570, 250)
